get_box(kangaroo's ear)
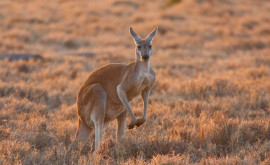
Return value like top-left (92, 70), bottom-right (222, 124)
top-left (146, 27), bottom-right (158, 42)
top-left (130, 27), bottom-right (142, 43)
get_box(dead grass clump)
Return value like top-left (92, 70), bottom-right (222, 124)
top-left (14, 59), bottom-right (42, 73)
top-left (262, 158), bottom-right (270, 165)
top-left (247, 90), bottom-right (269, 110)
top-left (150, 154), bottom-right (186, 164)
top-left (161, 14), bottom-right (185, 21)
top-left (254, 56), bottom-right (270, 67)
top-left (28, 133), bottom-right (55, 150)
top-left (0, 140), bottom-right (32, 164)
top-left (2, 38), bottom-right (25, 51)
top-left (259, 28), bottom-right (270, 36)
top-left (0, 84), bottom-right (48, 104)
top-left (166, 0), bottom-right (182, 7)
top-left (237, 121), bottom-right (269, 145)
top-left (112, 1), bottom-right (139, 9)
top-left (199, 156), bottom-right (256, 165)
top-left (178, 100), bottom-right (205, 117)
top-left (211, 79), bottom-right (238, 97)
top-left (42, 32), bottom-right (86, 49)
top-left (180, 78), bottom-right (241, 100)
top-left (196, 113), bottom-right (270, 157)
top-left (157, 24), bottom-right (174, 36)
top-left (16, 63), bottom-right (30, 73)
top-left (242, 20), bottom-right (259, 30)
top-left (3, 29), bottom-right (32, 42)
top-left (105, 137), bottom-right (186, 161)
top-left (232, 41), bottom-right (267, 51)
top-left (190, 112), bottom-right (234, 150)
top-left (230, 89), bottom-right (269, 111)
top-left (55, 104), bottom-right (77, 121)
top-left (131, 15), bottom-right (144, 23)
top-left (0, 96), bottom-right (47, 114)
top-left (0, 127), bottom-right (10, 141)
top-left (47, 94), bottom-right (62, 109)
top-left (208, 118), bottom-right (238, 153)
top-left (247, 67), bottom-right (269, 80)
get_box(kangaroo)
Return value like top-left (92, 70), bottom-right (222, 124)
top-left (75, 27), bottom-right (158, 150)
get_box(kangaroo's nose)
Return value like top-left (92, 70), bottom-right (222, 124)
top-left (142, 55), bottom-right (149, 60)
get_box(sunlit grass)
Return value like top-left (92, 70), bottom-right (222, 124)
top-left (0, 0), bottom-right (270, 164)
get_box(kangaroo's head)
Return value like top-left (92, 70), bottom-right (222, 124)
top-left (130, 27), bottom-right (158, 62)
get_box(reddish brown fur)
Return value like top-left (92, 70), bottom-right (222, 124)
top-left (75, 27), bottom-right (157, 150)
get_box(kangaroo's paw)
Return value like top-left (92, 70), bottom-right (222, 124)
top-left (128, 120), bottom-right (137, 129)
top-left (136, 118), bottom-right (146, 127)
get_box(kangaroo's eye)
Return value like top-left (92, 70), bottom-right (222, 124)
top-left (137, 46), bottom-right (141, 49)
top-left (149, 45), bottom-right (152, 49)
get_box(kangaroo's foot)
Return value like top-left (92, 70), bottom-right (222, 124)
top-left (135, 118), bottom-right (146, 127)
top-left (128, 119), bottom-right (137, 129)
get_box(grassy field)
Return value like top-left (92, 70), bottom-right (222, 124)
top-left (0, 0), bottom-right (270, 164)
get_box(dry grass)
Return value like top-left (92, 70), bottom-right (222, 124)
top-left (0, 0), bottom-right (270, 164)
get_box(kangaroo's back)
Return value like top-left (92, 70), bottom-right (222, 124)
top-left (83, 63), bottom-right (127, 86)
top-left (78, 62), bottom-right (136, 103)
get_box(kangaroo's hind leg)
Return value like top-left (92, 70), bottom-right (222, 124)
top-left (116, 110), bottom-right (127, 142)
top-left (75, 119), bottom-right (93, 143)
top-left (90, 84), bottom-right (107, 150)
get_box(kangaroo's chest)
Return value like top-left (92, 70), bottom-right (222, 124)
top-left (126, 72), bottom-right (155, 101)
top-left (105, 72), bottom-right (155, 120)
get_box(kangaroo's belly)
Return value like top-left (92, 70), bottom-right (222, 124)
top-left (104, 102), bottom-right (125, 122)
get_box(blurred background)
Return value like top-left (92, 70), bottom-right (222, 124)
top-left (0, 0), bottom-right (270, 164)
top-left (1, 0), bottom-right (269, 58)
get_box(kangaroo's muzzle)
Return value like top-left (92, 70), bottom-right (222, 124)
top-left (142, 55), bottom-right (149, 60)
